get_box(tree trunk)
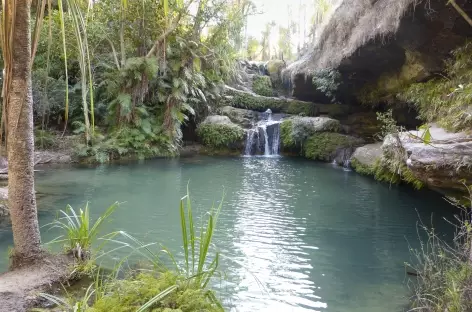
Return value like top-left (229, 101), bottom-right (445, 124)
top-left (7, 0), bottom-right (42, 266)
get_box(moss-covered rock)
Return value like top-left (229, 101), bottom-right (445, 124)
top-left (224, 86), bottom-right (318, 116)
top-left (304, 133), bottom-right (364, 162)
top-left (267, 60), bottom-right (286, 86)
top-left (196, 116), bottom-right (245, 151)
top-left (219, 106), bottom-right (258, 129)
top-left (350, 143), bottom-right (383, 175)
top-left (281, 116), bottom-right (341, 149)
top-left (252, 75), bottom-right (273, 97)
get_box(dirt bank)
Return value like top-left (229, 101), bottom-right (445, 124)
top-left (0, 254), bottom-right (76, 312)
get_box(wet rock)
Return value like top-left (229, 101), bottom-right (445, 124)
top-left (304, 132), bottom-right (364, 163)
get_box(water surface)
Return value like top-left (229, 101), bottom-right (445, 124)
top-left (0, 156), bottom-right (456, 311)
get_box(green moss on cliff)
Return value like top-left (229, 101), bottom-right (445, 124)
top-left (229, 92), bottom-right (317, 116)
top-left (196, 123), bottom-right (244, 149)
top-left (304, 133), bottom-right (362, 161)
top-left (252, 75), bottom-right (273, 97)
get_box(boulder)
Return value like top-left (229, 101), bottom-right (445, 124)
top-left (0, 187), bottom-right (8, 218)
top-left (304, 133), bottom-right (365, 163)
top-left (281, 116), bottom-right (341, 149)
top-left (196, 116), bottom-right (245, 151)
top-left (219, 106), bottom-right (258, 129)
top-left (350, 143), bottom-right (383, 175)
top-left (383, 125), bottom-right (472, 192)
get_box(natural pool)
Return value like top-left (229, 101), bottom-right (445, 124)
top-left (0, 156), bottom-right (457, 311)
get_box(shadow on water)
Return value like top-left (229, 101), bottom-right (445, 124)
top-left (0, 156), bottom-right (458, 311)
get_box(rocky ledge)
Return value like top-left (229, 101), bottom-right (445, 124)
top-left (350, 126), bottom-right (472, 193)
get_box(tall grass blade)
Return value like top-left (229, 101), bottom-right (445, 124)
top-left (136, 285), bottom-right (178, 312)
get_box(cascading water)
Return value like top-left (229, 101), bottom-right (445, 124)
top-left (244, 110), bottom-right (282, 157)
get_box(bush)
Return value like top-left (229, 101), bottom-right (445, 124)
top-left (252, 75), bottom-right (273, 96)
top-left (312, 68), bottom-right (343, 103)
top-left (196, 123), bottom-right (244, 149)
top-left (35, 128), bottom-right (57, 150)
top-left (304, 132), bottom-right (363, 161)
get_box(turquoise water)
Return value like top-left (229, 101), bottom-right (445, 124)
top-left (0, 156), bottom-right (456, 311)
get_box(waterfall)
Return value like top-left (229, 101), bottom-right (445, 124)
top-left (261, 125), bottom-right (270, 156)
top-left (244, 129), bottom-right (257, 155)
top-left (244, 111), bottom-right (281, 157)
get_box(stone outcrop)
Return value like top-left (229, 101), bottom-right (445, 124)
top-left (219, 106), bottom-right (258, 129)
top-left (383, 126), bottom-right (472, 192)
top-left (286, 0), bottom-right (472, 103)
top-left (224, 86), bottom-right (351, 118)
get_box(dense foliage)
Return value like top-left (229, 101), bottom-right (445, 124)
top-left (196, 123), bottom-right (244, 149)
top-left (30, 0), bottom-right (251, 161)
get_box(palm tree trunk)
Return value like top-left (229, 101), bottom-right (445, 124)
top-left (7, 0), bottom-right (42, 266)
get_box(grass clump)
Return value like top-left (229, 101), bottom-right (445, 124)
top-left (46, 202), bottom-right (119, 261)
top-left (196, 123), bottom-right (244, 149)
top-left (304, 132), bottom-right (363, 161)
top-left (252, 75), bottom-right (273, 97)
top-left (399, 42), bottom-right (472, 132)
top-left (407, 192), bottom-right (472, 312)
top-left (41, 191), bottom-right (224, 311)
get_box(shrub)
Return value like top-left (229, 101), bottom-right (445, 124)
top-left (35, 128), bottom-right (57, 150)
top-left (196, 123), bottom-right (244, 149)
top-left (312, 68), bottom-right (343, 103)
top-left (252, 75), bottom-right (273, 97)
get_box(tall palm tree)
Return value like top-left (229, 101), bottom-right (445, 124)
top-left (1, 0), bottom-right (42, 266)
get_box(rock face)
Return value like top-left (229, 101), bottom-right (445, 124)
top-left (383, 126), bottom-right (472, 191)
top-left (286, 0), bottom-right (472, 103)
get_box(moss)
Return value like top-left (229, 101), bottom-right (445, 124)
top-left (304, 133), bottom-right (362, 161)
top-left (252, 75), bottom-right (273, 97)
top-left (350, 158), bottom-right (376, 176)
top-left (227, 89), bottom-right (317, 116)
top-left (373, 158), bottom-right (424, 189)
top-left (280, 120), bottom-right (295, 148)
top-left (88, 271), bottom-right (222, 312)
top-left (196, 123), bottom-right (244, 149)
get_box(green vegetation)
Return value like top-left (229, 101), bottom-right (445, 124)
top-left (196, 123), bottom-right (244, 149)
top-left (399, 43), bottom-right (472, 131)
top-left (252, 75), bottom-right (273, 97)
top-left (42, 191), bottom-right (224, 311)
top-left (304, 133), bottom-right (362, 161)
top-left (350, 158), bottom-right (376, 176)
top-left (28, 0), bottom-right (251, 162)
top-left (312, 68), bottom-right (343, 103)
top-left (407, 192), bottom-right (472, 311)
top-left (34, 128), bottom-right (57, 150)
top-left (46, 203), bottom-right (119, 261)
